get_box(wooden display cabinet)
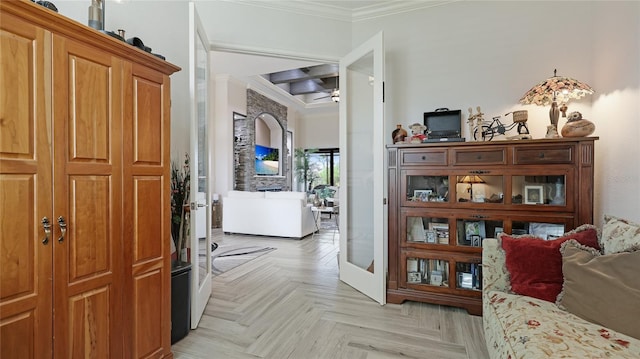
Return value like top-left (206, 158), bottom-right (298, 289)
top-left (387, 138), bottom-right (597, 315)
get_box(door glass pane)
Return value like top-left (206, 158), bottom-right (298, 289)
top-left (346, 51), bottom-right (374, 271)
top-left (195, 29), bottom-right (208, 287)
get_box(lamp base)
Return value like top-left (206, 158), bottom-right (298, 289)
top-left (561, 119), bottom-right (595, 137)
top-left (545, 125), bottom-right (560, 138)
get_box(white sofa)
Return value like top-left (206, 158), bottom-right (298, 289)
top-left (222, 190), bottom-right (317, 239)
top-left (482, 217), bottom-right (640, 358)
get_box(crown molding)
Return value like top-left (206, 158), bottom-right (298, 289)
top-left (352, 1), bottom-right (457, 22)
top-left (221, 0), bottom-right (458, 22)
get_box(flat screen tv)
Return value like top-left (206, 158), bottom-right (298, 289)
top-left (255, 144), bottom-right (279, 176)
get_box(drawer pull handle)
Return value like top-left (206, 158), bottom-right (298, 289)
top-left (471, 214), bottom-right (488, 219)
top-left (421, 156), bottom-right (426, 160)
top-left (476, 155), bottom-right (482, 160)
top-left (539, 153), bottom-right (545, 158)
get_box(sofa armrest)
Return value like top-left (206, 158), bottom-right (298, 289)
top-left (482, 238), bottom-right (510, 297)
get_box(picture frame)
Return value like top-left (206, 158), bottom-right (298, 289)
top-left (413, 189), bottom-right (432, 202)
top-left (464, 221), bottom-right (486, 241)
top-left (425, 229), bottom-right (437, 243)
top-left (458, 272), bottom-right (473, 289)
top-left (470, 234), bottom-right (482, 247)
top-left (524, 185), bottom-right (544, 204)
top-left (430, 270), bottom-right (443, 286)
top-left (407, 271), bottom-right (422, 283)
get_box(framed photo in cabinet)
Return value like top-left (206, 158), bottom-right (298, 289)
top-left (464, 221), bottom-right (486, 241)
top-left (525, 185), bottom-right (544, 204)
top-left (414, 189), bottom-right (432, 202)
top-left (426, 230), bottom-right (437, 243)
top-left (408, 271), bottom-right (422, 283)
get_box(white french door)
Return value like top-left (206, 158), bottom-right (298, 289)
top-left (338, 32), bottom-right (386, 304)
top-left (189, 2), bottom-right (212, 329)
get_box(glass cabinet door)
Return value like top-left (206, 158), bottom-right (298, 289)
top-left (511, 174), bottom-right (571, 207)
top-left (406, 257), bottom-right (449, 288)
top-left (404, 173), bottom-right (450, 204)
top-left (455, 174), bottom-right (504, 203)
top-left (403, 214), bottom-right (449, 245)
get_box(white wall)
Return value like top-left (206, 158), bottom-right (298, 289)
top-left (590, 2), bottom-right (640, 223)
top-left (351, 1), bottom-right (640, 224)
top-left (213, 75), bottom-right (247, 197)
top-left (298, 112), bottom-right (340, 149)
top-left (192, 1), bottom-right (352, 59)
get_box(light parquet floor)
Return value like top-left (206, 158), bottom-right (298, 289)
top-left (171, 225), bottom-right (489, 359)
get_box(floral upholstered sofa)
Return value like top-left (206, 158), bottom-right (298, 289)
top-left (482, 216), bottom-right (640, 358)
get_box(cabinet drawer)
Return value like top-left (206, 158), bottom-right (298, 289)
top-left (514, 146), bottom-right (573, 164)
top-left (401, 150), bottom-right (448, 166)
top-left (452, 148), bottom-right (506, 165)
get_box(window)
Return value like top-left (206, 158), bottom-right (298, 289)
top-left (308, 148), bottom-right (340, 191)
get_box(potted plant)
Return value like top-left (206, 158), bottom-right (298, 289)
top-left (294, 148), bottom-right (319, 193)
top-left (171, 153), bottom-right (190, 261)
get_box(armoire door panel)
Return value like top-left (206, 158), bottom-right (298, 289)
top-left (0, 311), bottom-right (35, 359)
top-left (53, 33), bottom-right (123, 359)
top-left (133, 269), bottom-right (164, 358)
top-left (0, 27), bottom-right (34, 158)
top-left (0, 175), bottom-right (36, 298)
top-left (67, 286), bottom-right (110, 358)
top-left (68, 175), bottom-right (111, 280)
top-left (132, 70), bottom-right (164, 165)
top-left (132, 176), bottom-right (163, 263)
top-left (0, 10), bottom-right (52, 359)
top-left (66, 50), bottom-right (112, 163)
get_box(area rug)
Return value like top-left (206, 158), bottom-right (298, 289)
top-left (211, 244), bottom-right (276, 275)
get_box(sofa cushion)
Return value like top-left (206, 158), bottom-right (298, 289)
top-left (227, 190), bottom-right (264, 199)
top-left (601, 215), bottom-right (640, 254)
top-left (484, 290), bottom-right (640, 359)
top-left (498, 225), bottom-right (599, 302)
top-left (557, 240), bottom-right (640, 340)
top-left (264, 191), bottom-right (306, 201)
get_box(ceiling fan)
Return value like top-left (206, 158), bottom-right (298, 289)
top-left (314, 88), bottom-right (340, 102)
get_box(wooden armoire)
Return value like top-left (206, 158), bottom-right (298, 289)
top-left (0, 1), bottom-right (180, 357)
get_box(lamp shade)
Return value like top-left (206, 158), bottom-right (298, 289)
top-left (458, 175), bottom-right (485, 184)
top-left (520, 70), bottom-right (594, 106)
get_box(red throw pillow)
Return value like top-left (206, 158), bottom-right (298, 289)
top-left (500, 227), bottom-right (600, 302)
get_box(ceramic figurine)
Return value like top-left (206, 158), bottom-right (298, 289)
top-left (561, 111), bottom-right (595, 137)
top-left (392, 124), bottom-right (408, 143)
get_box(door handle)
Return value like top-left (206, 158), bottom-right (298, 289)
top-left (42, 217), bottom-right (51, 245)
top-left (57, 216), bottom-right (67, 243)
top-left (190, 202), bottom-right (208, 210)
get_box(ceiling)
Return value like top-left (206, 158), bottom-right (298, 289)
top-left (264, 63), bottom-right (339, 102)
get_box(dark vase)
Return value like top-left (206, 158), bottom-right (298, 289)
top-left (392, 124), bottom-right (407, 144)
